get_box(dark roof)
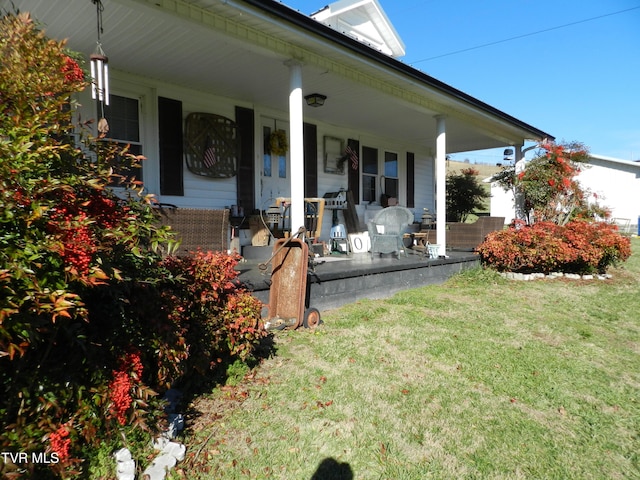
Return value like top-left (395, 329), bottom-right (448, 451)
top-left (242, 0), bottom-right (554, 142)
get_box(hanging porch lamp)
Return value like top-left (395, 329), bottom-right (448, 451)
top-left (90, 0), bottom-right (109, 107)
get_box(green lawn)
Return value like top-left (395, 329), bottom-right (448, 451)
top-left (178, 238), bottom-right (640, 479)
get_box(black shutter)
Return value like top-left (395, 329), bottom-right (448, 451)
top-left (347, 139), bottom-right (360, 204)
top-left (406, 152), bottom-right (415, 208)
top-left (235, 106), bottom-right (255, 212)
top-left (158, 97), bottom-right (183, 196)
top-left (304, 122), bottom-right (318, 197)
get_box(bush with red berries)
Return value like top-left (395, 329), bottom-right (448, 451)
top-left (1, 12), bottom-right (265, 478)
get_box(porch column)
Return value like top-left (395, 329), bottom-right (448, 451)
top-left (514, 143), bottom-right (525, 222)
top-left (435, 115), bottom-right (447, 256)
top-left (286, 60), bottom-right (305, 235)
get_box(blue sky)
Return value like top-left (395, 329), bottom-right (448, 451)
top-left (284, 0), bottom-right (640, 164)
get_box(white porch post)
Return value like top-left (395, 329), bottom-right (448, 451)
top-left (287, 60), bottom-right (305, 236)
top-left (435, 115), bottom-right (447, 256)
top-left (514, 143), bottom-right (525, 222)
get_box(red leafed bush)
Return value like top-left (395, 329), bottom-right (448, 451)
top-left (476, 220), bottom-right (631, 274)
top-left (0, 12), bottom-right (267, 478)
top-left (159, 251), bottom-right (267, 383)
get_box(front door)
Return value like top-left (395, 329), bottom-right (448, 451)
top-left (260, 119), bottom-right (290, 209)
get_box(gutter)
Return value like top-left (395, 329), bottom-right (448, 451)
top-left (240, 0), bottom-right (555, 142)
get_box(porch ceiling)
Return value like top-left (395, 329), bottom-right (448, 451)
top-left (11, 0), bottom-right (551, 152)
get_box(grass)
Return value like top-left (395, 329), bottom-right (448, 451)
top-left (447, 159), bottom-right (503, 179)
top-left (177, 238), bottom-right (640, 479)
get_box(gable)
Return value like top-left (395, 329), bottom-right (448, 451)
top-left (311, 0), bottom-right (406, 58)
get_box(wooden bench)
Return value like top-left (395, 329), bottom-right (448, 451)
top-left (155, 206), bottom-right (230, 255)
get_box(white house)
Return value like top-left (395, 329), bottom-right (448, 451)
top-left (12, 0), bottom-right (554, 253)
top-left (578, 155), bottom-right (640, 233)
top-left (489, 153), bottom-right (640, 234)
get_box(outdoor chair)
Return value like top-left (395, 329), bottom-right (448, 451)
top-left (154, 205), bottom-right (230, 256)
top-left (367, 206), bottom-right (414, 259)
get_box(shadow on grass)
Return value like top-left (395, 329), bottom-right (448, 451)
top-left (310, 457), bottom-right (354, 480)
top-left (175, 331), bottom-right (277, 418)
top-left (180, 332), bottom-right (277, 393)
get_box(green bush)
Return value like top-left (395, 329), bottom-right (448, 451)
top-left (1, 12), bottom-right (265, 478)
top-left (476, 220), bottom-right (631, 274)
top-left (445, 167), bottom-right (491, 222)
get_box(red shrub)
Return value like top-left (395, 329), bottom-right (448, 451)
top-left (159, 251), bottom-right (267, 381)
top-left (477, 220), bottom-right (630, 274)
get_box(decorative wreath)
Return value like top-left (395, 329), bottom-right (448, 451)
top-left (269, 129), bottom-right (288, 156)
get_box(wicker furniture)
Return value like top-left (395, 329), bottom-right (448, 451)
top-left (423, 216), bottom-right (505, 251)
top-left (155, 206), bottom-right (230, 255)
top-left (367, 206), bottom-right (414, 259)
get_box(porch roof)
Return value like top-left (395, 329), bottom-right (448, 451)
top-left (16, 0), bottom-right (554, 152)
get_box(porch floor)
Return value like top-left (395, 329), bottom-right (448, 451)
top-left (236, 249), bottom-right (480, 312)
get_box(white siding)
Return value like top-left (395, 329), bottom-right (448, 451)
top-left (74, 70), bottom-right (440, 236)
top-left (578, 158), bottom-right (640, 224)
top-left (490, 156), bottom-right (640, 230)
top-left (490, 184), bottom-right (516, 224)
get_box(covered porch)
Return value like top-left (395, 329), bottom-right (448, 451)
top-left (17, 0), bottom-right (554, 257)
top-left (238, 249), bottom-right (479, 312)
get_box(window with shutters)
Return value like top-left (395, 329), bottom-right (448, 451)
top-left (103, 94), bottom-right (142, 182)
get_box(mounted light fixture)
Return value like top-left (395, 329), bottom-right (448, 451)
top-left (90, 0), bottom-right (109, 107)
top-left (503, 148), bottom-right (514, 162)
top-left (304, 93), bottom-right (327, 108)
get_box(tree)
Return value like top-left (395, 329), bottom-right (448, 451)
top-left (445, 167), bottom-right (491, 222)
top-left (493, 141), bottom-right (603, 225)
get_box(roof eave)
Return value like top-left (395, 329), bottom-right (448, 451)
top-left (240, 0), bottom-right (554, 142)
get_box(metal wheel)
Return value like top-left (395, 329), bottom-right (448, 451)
top-left (303, 307), bottom-right (322, 329)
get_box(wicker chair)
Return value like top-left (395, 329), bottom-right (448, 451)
top-left (367, 206), bottom-right (414, 259)
top-left (155, 206), bottom-right (230, 255)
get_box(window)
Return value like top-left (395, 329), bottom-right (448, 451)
top-left (106, 95), bottom-right (140, 143)
top-left (279, 154), bottom-right (286, 178)
top-left (361, 147), bottom-right (402, 204)
top-left (362, 146), bottom-right (378, 203)
top-left (384, 151), bottom-right (398, 199)
top-left (103, 94), bottom-right (142, 182)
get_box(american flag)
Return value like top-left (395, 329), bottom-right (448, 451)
top-left (203, 146), bottom-right (217, 168)
top-left (345, 144), bottom-right (359, 170)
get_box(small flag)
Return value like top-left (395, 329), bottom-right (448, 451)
top-left (345, 144), bottom-right (358, 170)
top-left (203, 146), bottom-right (217, 168)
